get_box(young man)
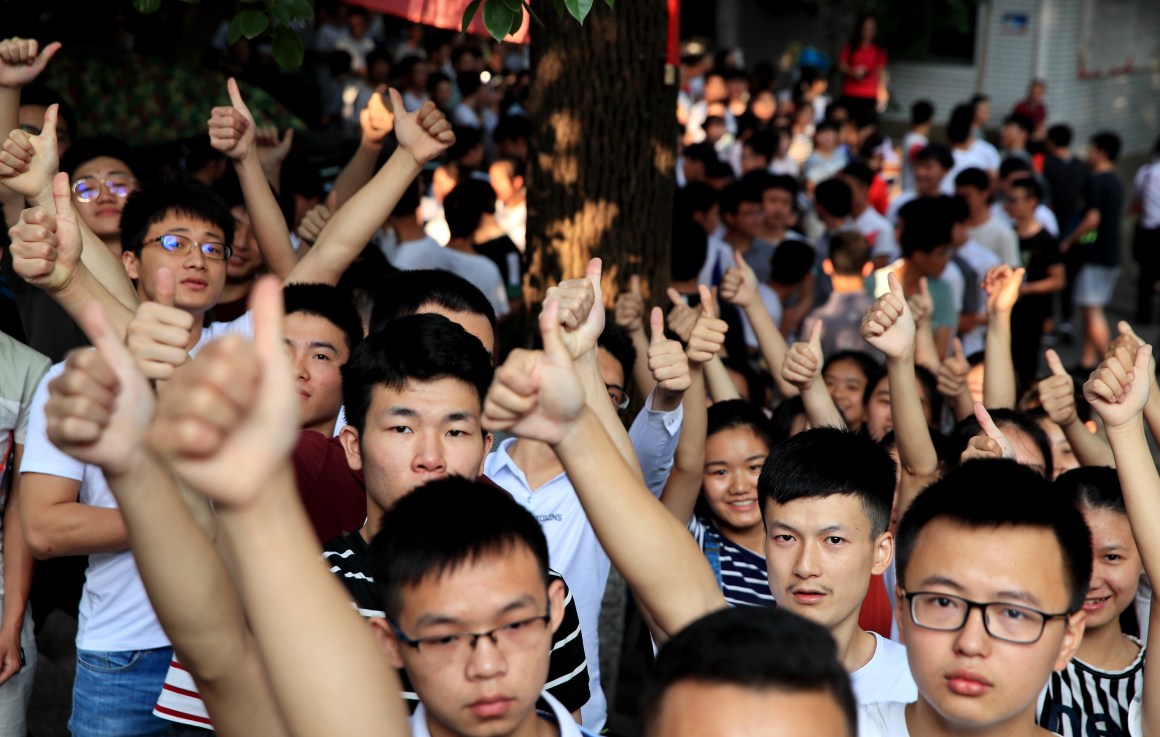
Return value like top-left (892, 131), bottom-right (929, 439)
top-left (946, 104), bottom-right (999, 192)
top-left (861, 459), bottom-right (1089, 736)
top-left (488, 155), bottom-right (526, 253)
top-left (955, 166), bottom-right (1020, 267)
top-left (888, 144), bottom-right (954, 224)
top-left (437, 181), bottom-right (511, 321)
top-left (901, 100), bottom-right (934, 194)
top-left (800, 230), bottom-right (875, 357)
top-left (1062, 132), bottom-right (1125, 369)
top-left (699, 180), bottom-right (776, 284)
top-left (743, 171), bottom-right (800, 247)
top-left (641, 607), bottom-right (858, 737)
top-left (813, 177), bottom-right (855, 265)
top-left (804, 120), bottom-right (849, 193)
top-left (992, 157), bottom-right (1061, 237)
top-left (841, 161), bottom-right (897, 266)
top-left (1000, 113), bottom-right (1034, 163)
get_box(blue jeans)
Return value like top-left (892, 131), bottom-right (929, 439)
top-left (69, 646), bottom-right (172, 737)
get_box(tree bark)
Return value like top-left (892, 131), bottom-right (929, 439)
top-left (525, 0), bottom-right (677, 313)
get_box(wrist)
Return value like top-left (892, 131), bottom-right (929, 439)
top-left (1104, 419), bottom-right (1145, 440)
top-left (553, 406), bottom-right (597, 452)
top-left (360, 135), bottom-right (385, 150)
top-left (653, 387), bottom-right (685, 412)
top-left (393, 146), bottom-right (425, 172)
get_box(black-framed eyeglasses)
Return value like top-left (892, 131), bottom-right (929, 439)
top-left (142, 234), bottom-right (232, 262)
top-left (902, 590), bottom-right (1072, 644)
top-left (72, 175), bottom-right (136, 203)
top-left (387, 607), bottom-right (552, 665)
top-left (606, 383), bottom-right (630, 411)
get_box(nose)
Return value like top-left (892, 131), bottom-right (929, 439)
top-left (412, 434), bottom-right (447, 475)
top-left (792, 540), bottom-right (821, 580)
top-left (464, 633), bottom-right (508, 680)
top-left (953, 606), bottom-right (990, 657)
top-left (184, 243), bottom-right (209, 270)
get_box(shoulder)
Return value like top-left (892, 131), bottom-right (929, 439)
top-left (858, 701), bottom-right (909, 737)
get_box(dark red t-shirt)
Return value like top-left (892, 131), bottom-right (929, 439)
top-left (293, 430), bottom-right (368, 543)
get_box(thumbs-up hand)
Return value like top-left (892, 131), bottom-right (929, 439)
top-left (614, 274), bottom-right (646, 335)
top-left (0, 103), bottom-right (60, 201)
top-left (686, 285), bottom-right (728, 365)
top-left (782, 320), bottom-right (826, 390)
top-left (482, 299), bottom-right (587, 445)
top-left (1038, 349), bottom-right (1079, 427)
top-left (983, 264), bottom-right (1025, 314)
top-left (861, 272), bottom-right (915, 361)
top-left (208, 77), bottom-right (257, 161)
top-left (8, 172), bottom-right (82, 293)
top-left (255, 125), bottom-right (294, 173)
top-left (45, 300), bottom-right (154, 477)
top-left (388, 87), bottom-right (455, 166)
top-left (1085, 343), bottom-right (1153, 431)
top-left (1107, 321), bottom-right (1155, 381)
top-left (937, 338), bottom-right (970, 399)
top-left (648, 306), bottom-right (693, 398)
top-left (719, 249), bottom-right (759, 308)
top-left (126, 267), bottom-right (197, 382)
top-left (0, 38), bottom-right (62, 89)
top-left (907, 277), bottom-right (933, 327)
top-left (359, 87), bottom-right (395, 146)
top-left (960, 403), bottom-right (1017, 463)
top-left (149, 276), bottom-right (301, 507)
top-left (545, 258), bottom-right (605, 360)
top-left (296, 198), bottom-right (333, 246)
top-left (665, 287), bottom-right (700, 343)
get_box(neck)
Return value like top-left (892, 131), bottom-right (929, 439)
top-left (303, 417), bottom-right (338, 438)
top-left (503, 191), bottom-right (526, 208)
top-left (725, 229), bottom-right (751, 252)
top-left (391, 217), bottom-right (426, 242)
top-left (967, 207), bottom-right (990, 226)
top-left (1094, 161), bottom-right (1114, 173)
top-left (851, 201), bottom-right (868, 218)
top-left (716, 520), bottom-right (766, 555)
top-left (426, 703), bottom-right (556, 737)
top-left (1015, 216), bottom-right (1041, 237)
top-left (906, 699), bottom-right (1046, 737)
top-left (831, 614), bottom-right (877, 673)
top-left (822, 215), bottom-right (845, 231)
top-left (830, 274), bottom-right (866, 292)
top-left (102, 235), bottom-right (123, 258)
top-left (218, 280), bottom-right (253, 305)
top-left (756, 221), bottom-right (787, 242)
top-left (360, 495), bottom-right (385, 546)
top-left (893, 260), bottom-right (922, 292)
top-left (509, 439), bottom-right (565, 491)
top-left (1075, 619), bottom-right (1136, 669)
top-left (669, 278), bottom-right (699, 294)
top-left (446, 236), bottom-right (475, 254)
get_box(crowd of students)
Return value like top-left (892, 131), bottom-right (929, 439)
top-left (2, 6), bottom-right (1160, 737)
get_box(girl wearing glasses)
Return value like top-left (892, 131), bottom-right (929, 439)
top-left (60, 137), bottom-right (138, 257)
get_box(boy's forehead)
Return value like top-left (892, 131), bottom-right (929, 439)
top-left (398, 545), bottom-right (546, 617)
top-left (765, 493), bottom-right (873, 530)
top-left (147, 211), bottom-right (223, 238)
top-left (369, 377), bottom-right (482, 415)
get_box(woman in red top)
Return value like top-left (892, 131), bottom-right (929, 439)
top-left (838, 13), bottom-right (888, 126)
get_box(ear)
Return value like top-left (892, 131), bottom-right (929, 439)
top-left (367, 616), bottom-right (406, 669)
top-left (338, 424), bottom-right (364, 472)
top-left (861, 261), bottom-right (875, 278)
top-left (122, 250), bottom-right (140, 280)
top-left (871, 530), bottom-right (894, 576)
top-left (478, 432), bottom-right (494, 477)
top-left (822, 258), bottom-right (835, 276)
top-left (893, 586), bottom-right (908, 646)
top-left (1052, 610), bottom-right (1086, 672)
top-left (547, 578), bottom-right (566, 636)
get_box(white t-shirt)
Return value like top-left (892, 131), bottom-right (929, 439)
top-left (439, 248), bottom-right (511, 319)
top-left (990, 201), bottom-right (1060, 238)
top-left (391, 236), bottom-right (445, 271)
top-left (947, 140), bottom-right (1001, 191)
top-left (859, 702), bottom-right (1065, 737)
top-left (887, 191), bottom-right (918, 225)
top-left (956, 238), bottom-right (1002, 356)
top-left (856, 206), bottom-right (899, 261)
top-left (850, 633), bottom-right (918, 705)
top-left (901, 132), bottom-right (928, 193)
top-left (19, 313), bottom-right (252, 652)
top-left (968, 216), bottom-right (1021, 267)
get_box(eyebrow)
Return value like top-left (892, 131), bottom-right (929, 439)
top-left (413, 595), bottom-right (539, 629)
top-left (915, 576), bottom-right (1044, 607)
top-left (768, 521), bottom-right (849, 536)
top-left (704, 453), bottom-right (767, 466)
top-left (445, 411), bottom-right (478, 423)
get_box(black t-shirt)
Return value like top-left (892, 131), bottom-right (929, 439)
top-left (1042, 155), bottom-right (1087, 236)
top-left (1083, 171), bottom-right (1125, 266)
top-left (1018, 228), bottom-right (1062, 320)
top-left (475, 235), bottom-right (522, 300)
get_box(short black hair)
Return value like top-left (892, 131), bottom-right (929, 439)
top-left (815, 178), bottom-right (853, 218)
top-left (641, 607), bottom-right (857, 737)
top-left (391, 177), bottom-right (423, 218)
top-left (1057, 466), bottom-right (1125, 515)
top-left (677, 182), bottom-right (718, 219)
top-left (493, 115), bottom-right (532, 146)
top-left (682, 141), bottom-right (718, 168)
top-left (758, 427), bottom-right (896, 537)
top-left (705, 158), bottom-right (736, 182)
top-left (898, 197), bottom-right (953, 256)
top-left (944, 194), bottom-right (970, 224)
top-left (828, 230), bottom-right (869, 275)
top-left (369, 269), bottom-right (496, 338)
top-left (707, 399), bottom-right (775, 449)
top-left (447, 125), bottom-right (483, 163)
top-left (1047, 124), bottom-right (1073, 148)
top-left (1003, 113), bottom-right (1034, 137)
top-left (914, 143), bottom-right (954, 171)
top-left (1010, 176), bottom-right (1044, 203)
top-left (770, 238), bottom-right (815, 286)
top-left (824, 350), bottom-right (879, 383)
top-left (60, 136), bottom-right (138, 179)
top-left (954, 167), bottom-right (990, 192)
top-left (743, 130), bottom-right (778, 161)
top-left (911, 100), bottom-right (934, 126)
top-left (120, 181), bottom-right (234, 255)
top-left (1091, 131), bottom-right (1122, 162)
top-left (597, 323), bottom-right (636, 390)
top-left (895, 459), bottom-right (1093, 613)
top-left (672, 218), bottom-right (709, 282)
top-left (767, 173), bottom-right (798, 198)
top-left (456, 70), bottom-right (483, 99)
top-left (341, 313), bottom-right (494, 434)
top-left (282, 283), bottom-right (364, 356)
top-left (491, 155), bottom-right (526, 181)
top-left (816, 120), bottom-right (840, 135)
top-left (946, 104), bottom-right (975, 145)
top-left (719, 180), bottom-right (761, 218)
top-left (443, 180), bottom-right (493, 238)
top-left (369, 477), bottom-right (550, 617)
top-left (999, 156), bottom-right (1033, 180)
top-left (948, 408), bottom-right (1053, 479)
top-left (840, 161), bottom-right (874, 188)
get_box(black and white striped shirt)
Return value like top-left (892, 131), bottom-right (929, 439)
top-left (689, 517), bottom-right (776, 608)
top-left (1038, 637), bottom-right (1145, 737)
top-left (321, 531), bottom-right (592, 714)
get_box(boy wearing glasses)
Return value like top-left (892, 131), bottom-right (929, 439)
top-left (861, 459), bottom-right (1089, 736)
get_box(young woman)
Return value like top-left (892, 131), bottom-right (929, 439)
top-left (1039, 467), bottom-right (1145, 736)
top-left (822, 350), bottom-right (878, 431)
top-left (837, 13), bottom-right (888, 124)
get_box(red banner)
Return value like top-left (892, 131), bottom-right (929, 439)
top-left (344, 0), bottom-right (531, 43)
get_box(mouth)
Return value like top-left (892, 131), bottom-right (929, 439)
top-left (96, 207), bottom-right (121, 217)
top-left (297, 388), bottom-right (311, 401)
top-left (181, 278), bottom-right (208, 290)
top-left (790, 589), bottom-right (828, 604)
top-left (726, 499), bottom-right (758, 510)
top-left (945, 669), bottom-right (993, 696)
top-left (1083, 595), bottom-right (1112, 612)
top-left (468, 696), bottom-right (515, 719)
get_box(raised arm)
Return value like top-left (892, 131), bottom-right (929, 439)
top-left (148, 278), bottom-right (408, 737)
top-left (1039, 349), bottom-right (1114, 467)
top-left (937, 338), bottom-right (974, 422)
top-left (286, 89), bottom-right (453, 286)
top-left (43, 300), bottom-right (287, 736)
top-left (719, 249), bottom-right (799, 398)
top-left (981, 265), bottom-right (1024, 410)
top-left (782, 321), bottom-right (846, 429)
top-left (330, 87), bottom-right (393, 208)
top-left (615, 275), bottom-right (654, 401)
top-left (207, 79), bottom-right (296, 281)
top-left (862, 272), bottom-right (938, 516)
top-left (0, 37), bottom-right (61, 227)
top-left (483, 301), bottom-right (726, 644)
top-left (907, 277), bottom-right (942, 374)
top-left (1083, 344), bottom-right (1160, 735)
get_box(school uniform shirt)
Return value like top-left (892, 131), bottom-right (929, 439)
top-left (969, 216), bottom-right (1021, 267)
top-left (689, 517), bottom-right (775, 608)
top-left (859, 701), bottom-right (1065, 737)
top-left (411, 691), bottom-right (600, 737)
top-left (954, 238), bottom-right (1002, 356)
top-left (1037, 637), bottom-right (1144, 737)
top-left (849, 633), bottom-right (918, 704)
top-left (856, 206), bottom-right (899, 263)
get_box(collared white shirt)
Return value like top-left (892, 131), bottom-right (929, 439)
top-left (411, 691), bottom-right (600, 737)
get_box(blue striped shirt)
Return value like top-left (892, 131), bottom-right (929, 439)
top-left (690, 517), bottom-right (776, 608)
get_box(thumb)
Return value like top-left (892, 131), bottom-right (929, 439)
top-left (386, 87), bottom-right (404, 115)
top-left (585, 258), bottom-right (603, 302)
top-left (974, 402), bottom-right (1005, 442)
top-left (629, 274), bottom-right (641, 296)
top-left (1135, 345), bottom-right (1153, 376)
top-left (539, 300), bottom-right (569, 360)
top-left (1119, 320), bottom-right (1143, 343)
top-left (919, 276), bottom-right (929, 299)
top-left (887, 271), bottom-right (905, 302)
top-left (808, 319), bottom-right (823, 349)
top-left (155, 267), bottom-right (176, 307)
top-left (281, 127), bottom-right (294, 148)
top-left (325, 190), bottom-right (338, 212)
top-left (227, 77), bottom-right (251, 118)
top-left (952, 337), bottom-right (965, 361)
top-left (666, 287), bottom-right (683, 306)
top-left (732, 249), bottom-right (751, 275)
top-left (51, 172), bottom-right (74, 225)
top-left (649, 307), bottom-right (665, 344)
top-left (40, 103), bottom-right (58, 147)
top-left (1045, 348), bottom-right (1067, 377)
top-left (249, 275), bottom-right (286, 366)
top-left (79, 300), bottom-right (137, 377)
top-left (699, 284), bottom-right (716, 319)
top-left (36, 41), bottom-right (62, 71)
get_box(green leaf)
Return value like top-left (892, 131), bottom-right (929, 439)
top-left (271, 24), bottom-right (304, 69)
top-left (132, 0), bottom-right (162, 13)
top-left (227, 13), bottom-right (246, 45)
top-left (551, 0), bottom-right (566, 18)
top-left (523, 1), bottom-right (544, 27)
top-left (500, 0), bottom-right (522, 12)
top-left (461, 0), bottom-right (482, 33)
top-left (509, 5), bottom-right (524, 35)
top-left (282, 0), bottom-right (315, 20)
top-left (271, 2), bottom-right (293, 26)
top-left (564, 0), bottom-right (592, 23)
top-left (482, 0), bottom-right (517, 41)
top-left (237, 8), bottom-right (269, 39)
top-left (603, 0), bottom-right (614, 6)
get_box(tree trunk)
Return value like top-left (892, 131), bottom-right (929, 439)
top-left (525, 1), bottom-right (677, 312)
